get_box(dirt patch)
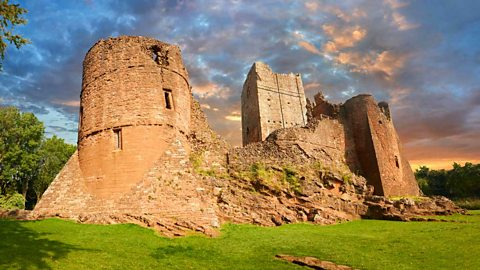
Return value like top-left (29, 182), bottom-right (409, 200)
top-left (276, 254), bottom-right (359, 270)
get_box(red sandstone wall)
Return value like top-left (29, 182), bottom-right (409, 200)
top-left (231, 118), bottom-right (347, 171)
top-left (241, 62), bottom-right (307, 146)
top-left (343, 95), bottom-right (419, 196)
top-left (78, 36), bottom-right (191, 198)
top-left (241, 66), bottom-right (262, 146)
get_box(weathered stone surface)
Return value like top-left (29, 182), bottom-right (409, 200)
top-left (32, 36), bottom-right (219, 236)
top-left (241, 62), bottom-right (307, 146)
top-left (362, 196), bottom-right (465, 221)
top-left (0, 209), bottom-right (31, 220)
top-left (241, 62), bottom-right (419, 197)
top-left (30, 37), bottom-right (463, 236)
top-left (78, 36), bottom-right (191, 198)
top-left (342, 94), bottom-right (419, 197)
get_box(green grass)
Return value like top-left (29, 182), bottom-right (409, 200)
top-left (1, 211), bottom-right (480, 269)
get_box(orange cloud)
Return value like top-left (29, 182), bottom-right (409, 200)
top-left (201, 103), bottom-right (220, 111)
top-left (192, 82), bottom-right (230, 99)
top-left (52, 100), bottom-right (80, 107)
top-left (370, 51), bottom-right (407, 77)
top-left (333, 50), bottom-right (407, 78)
top-left (298, 41), bottom-right (322, 55)
top-left (200, 103), bottom-right (211, 110)
top-left (304, 82), bottom-right (322, 91)
top-left (322, 24), bottom-right (367, 52)
top-left (384, 0), bottom-right (418, 31)
top-left (225, 111), bottom-right (241, 121)
top-left (304, 1), bottom-right (319, 12)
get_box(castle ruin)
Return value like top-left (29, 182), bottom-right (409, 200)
top-left (32, 36), bottom-right (459, 236)
top-left (242, 62), bottom-right (307, 146)
top-left (78, 36), bottom-right (192, 198)
top-left (241, 63), bottom-right (419, 197)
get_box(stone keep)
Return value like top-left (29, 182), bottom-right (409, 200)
top-left (241, 62), bottom-right (307, 146)
top-left (240, 63), bottom-right (419, 197)
top-left (342, 95), bottom-right (419, 196)
top-left (33, 37), bottom-right (219, 232)
top-left (78, 36), bottom-right (191, 198)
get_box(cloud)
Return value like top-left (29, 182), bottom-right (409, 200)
top-left (0, 0), bottom-right (479, 164)
top-left (384, 0), bottom-right (408, 9)
top-left (52, 100), bottom-right (80, 107)
top-left (334, 50), bottom-right (407, 78)
top-left (392, 11), bottom-right (418, 31)
top-left (322, 24), bottom-right (367, 52)
top-left (304, 2), bottom-right (319, 12)
top-left (298, 41), bottom-right (322, 55)
top-left (225, 111), bottom-right (241, 122)
top-left (303, 82), bottom-right (322, 92)
top-left (192, 82), bottom-right (231, 99)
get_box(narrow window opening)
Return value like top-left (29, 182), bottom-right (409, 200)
top-left (163, 89), bottom-right (173, 109)
top-left (114, 129), bottom-right (122, 150)
top-left (246, 127), bottom-right (250, 135)
top-left (79, 106), bottom-right (83, 127)
top-left (150, 45), bottom-right (161, 64)
top-left (395, 156), bottom-right (400, 168)
top-left (152, 53), bottom-right (159, 62)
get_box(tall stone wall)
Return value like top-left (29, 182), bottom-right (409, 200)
top-left (33, 36), bottom-right (221, 235)
top-left (78, 36), bottom-right (191, 198)
top-left (231, 119), bottom-right (347, 171)
top-left (33, 39), bottom-right (426, 236)
top-left (307, 94), bottom-right (419, 197)
top-left (241, 62), bottom-right (307, 146)
top-left (343, 95), bottom-right (419, 196)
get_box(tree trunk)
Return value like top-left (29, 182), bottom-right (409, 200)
top-left (22, 180), bottom-right (28, 200)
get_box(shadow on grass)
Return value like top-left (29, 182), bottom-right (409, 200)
top-left (0, 219), bottom-right (90, 269)
top-left (153, 245), bottom-right (195, 259)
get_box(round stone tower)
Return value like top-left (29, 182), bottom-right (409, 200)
top-left (78, 36), bottom-right (191, 198)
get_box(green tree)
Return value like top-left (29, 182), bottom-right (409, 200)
top-left (0, 106), bottom-right (44, 198)
top-left (0, 0), bottom-right (29, 69)
top-left (415, 163), bottom-right (480, 199)
top-left (33, 136), bottom-right (76, 201)
top-left (447, 162), bottom-right (480, 198)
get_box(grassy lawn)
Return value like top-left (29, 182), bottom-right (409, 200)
top-left (1, 211), bottom-right (479, 270)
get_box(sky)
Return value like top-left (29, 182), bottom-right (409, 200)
top-left (1, 0), bottom-right (479, 170)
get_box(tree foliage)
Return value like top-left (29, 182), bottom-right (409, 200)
top-left (415, 163), bottom-right (480, 198)
top-left (0, 106), bottom-right (75, 209)
top-left (0, 192), bottom-right (24, 209)
top-left (0, 0), bottom-right (29, 69)
top-left (34, 136), bottom-right (76, 201)
top-left (0, 106), bottom-right (43, 197)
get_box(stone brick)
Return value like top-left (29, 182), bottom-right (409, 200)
top-left (241, 62), bottom-right (419, 196)
top-left (241, 62), bottom-right (307, 146)
top-left (31, 37), bottom-right (453, 237)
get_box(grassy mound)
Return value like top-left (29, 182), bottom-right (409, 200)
top-left (1, 211), bottom-right (479, 269)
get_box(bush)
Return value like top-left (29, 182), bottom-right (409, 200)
top-left (282, 165), bottom-right (301, 193)
top-left (453, 198), bottom-right (480, 210)
top-left (415, 163), bottom-right (480, 198)
top-left (0, 193), bottom-right (25, 210)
